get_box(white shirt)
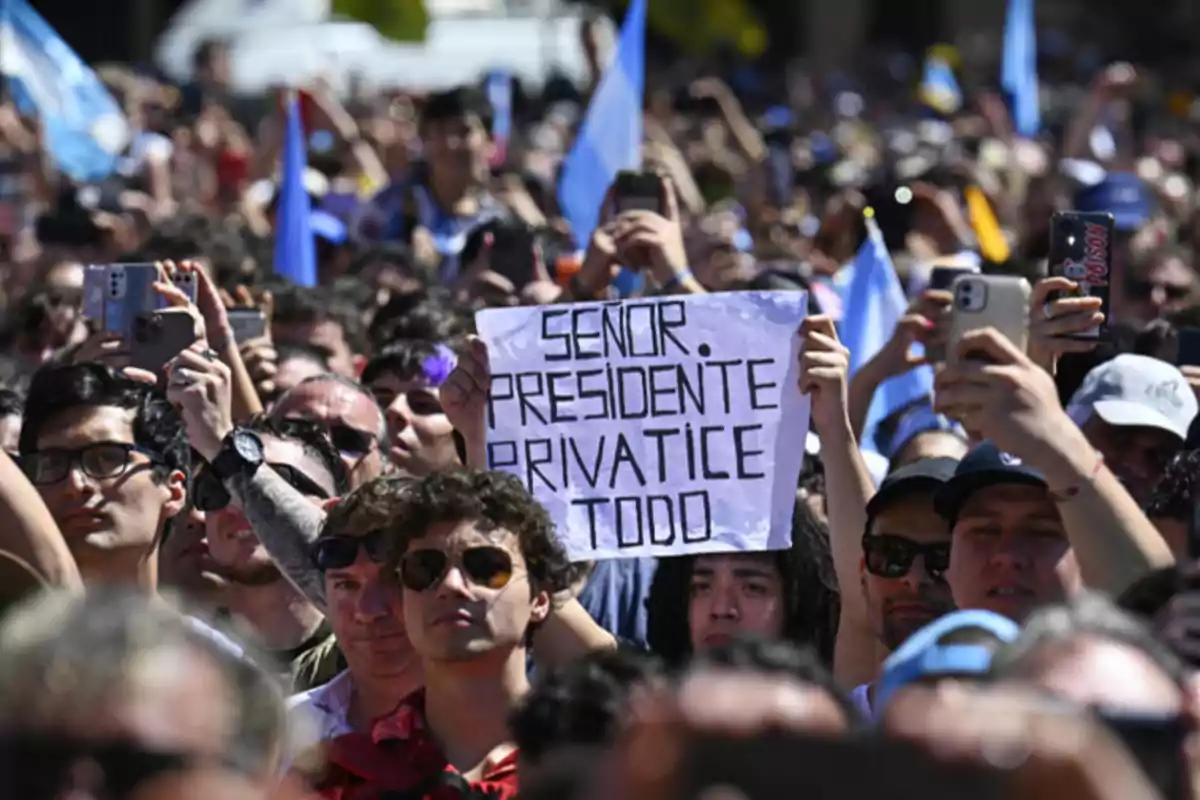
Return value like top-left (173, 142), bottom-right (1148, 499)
top-left (286, 668), bottom-right (356, 764)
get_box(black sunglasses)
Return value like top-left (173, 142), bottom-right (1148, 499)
top-left (1127, 279), bottom-right (1191, 302)
top-left (311, 530), bottom-right (389, 571)
top-left (0, 734), bottom-right (249, 798)
top-left (397, 546), bottom-right (514, 593)
top-left (193, 462), bottom-right (330, 513)
top-left (862, 534), bottom-right (950, 581)
top-left (19, 442), bottom-right (162, 486)
top-left (283, 417), bottom-right (376, 458)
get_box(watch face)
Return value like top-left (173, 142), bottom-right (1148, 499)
top-left (233, 431), bottom-right (263, 462)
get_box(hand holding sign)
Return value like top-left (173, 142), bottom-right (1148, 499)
top-left (443, 336), bottom-right (491, 469)
top-left (476, 292), bottom-right (809, 560)
top-left (798, 315), bottom-right (851, 435)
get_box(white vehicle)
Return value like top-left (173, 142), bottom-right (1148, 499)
top-left (155, 0), bottom-right (612, 93)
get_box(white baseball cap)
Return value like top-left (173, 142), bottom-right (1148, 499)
top-left (1066, 354), bottom-right (1198, 441)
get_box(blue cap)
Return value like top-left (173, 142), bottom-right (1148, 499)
top-left (1073, 172), bottom-right (1151, 232)
top-left (875, 609), bottom-right (1020, 713)
top-left (933, 441), bottom-right (1046, 521)
top-left (877, 402), bottom-right (965, 459)
top-left (310, 210), bottom-right (347, 245)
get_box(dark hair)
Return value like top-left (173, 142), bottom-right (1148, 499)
top-left (20, 363), bottom-right (190, 482)
top-left (192, 38), bottom-right (227, 71)
top-left (243, 415), bottom-right (350, 495)
top-left (692, 638), bottom-right (863, 728)
top-left (349, 243), bottom-right (425, 284)
top-left (1145, 449), bottom-right (1200, 523)
top-left (1117, 566), bottom-right (1181, 622)
top-left (275, 341), bottom-right (333, 373)
top-left (369, 297), bottom-right (467, 349)
top-left (0, 388), bottom-right (23, 419)
top-left (420, 86), bottom-right (493, 132)
top-left (646, 500), bottom-right (841, 669)
top-left (509, 648), bottom-right (661, 767)
top-left (326, 469), bottom-right (573, 596)
top-left (361, 339), bottom-right (446, 386)
top-left (272, 284), bottom-right (368, 356)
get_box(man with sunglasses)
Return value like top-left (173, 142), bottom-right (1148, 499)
top-left (850, 457), bottom-right (958, 720)
top-left (270, 372), bottom-right (387, 489)
top-left (298, 469), bottom-right (572, 798)
top-left (18, 362), bottom-right (188, 587)
top-left (195, 415), bottom-right (349, 690)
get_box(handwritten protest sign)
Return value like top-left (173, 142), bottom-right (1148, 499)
top-left (476, 292), bottom-right (810, 561)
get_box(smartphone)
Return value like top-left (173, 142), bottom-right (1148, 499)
top-left (1047, 211), bottom-right (1115, 340)
top-left (1097, 710), bottom-right (1191, 800)
top-left (929, 264), bottom-right (980, 292)
top-left (129, 311), bottom-right (198, 373)
top-left (669, 732), bottom-right (1005, 800)
top-left (489, 225), bottom-right (537, 287)
top-left (227, 308), bottom-right (268, 343)
top-left (168, 266), bottom-right (198, 306)
top-left (613, 170), bottom-right (664, 215)
top-left (82, 264), bottom-right (107, 323)
top-left (947, 274), bottom-right (1031, 365)
top-left (1175, 327), bottom-right (1200, 367)
top-left (103, 264), bottom-right (162, 339)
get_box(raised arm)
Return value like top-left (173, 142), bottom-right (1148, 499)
top-left (798, 315), bottom-right (881, 686)
top-left (936, 328), bottom-right (1174, 594)
top-left (0, 451), bottom-right (81, 590)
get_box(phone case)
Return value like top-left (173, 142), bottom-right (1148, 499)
top-left (172, 269), bottom-right (198, 306)
top-left (948, 275), bottom-right (1031, 365)
top-left (104, 264), bottom-right (161, 339)
top-left (129, 311), bottom-right (198, 373)
top-left (1047, 211), bottom-right (1114, 340)
top-left (227, 309), bottom-right (268, 343)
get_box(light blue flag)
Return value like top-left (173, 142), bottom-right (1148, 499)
top-left (1001, 0), bottom-right (1040, 137)
top-left (0, 0), bottom-right (129, 182)
top-left (486, 70), bottom-right (512, 166)
top-left (274, 95), bottom-right (317, 287)
top-left (919, 56), bottom-right (962, 115)
top-left (558, 0), bottom-right (646, 297)
top-left (838, 215), bottom-right (934, 454)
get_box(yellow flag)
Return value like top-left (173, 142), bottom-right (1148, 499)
top-left (964, 185), bottom-right (1010, 263)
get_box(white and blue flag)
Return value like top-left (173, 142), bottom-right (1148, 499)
top-left (558, 0), bottom-right (646, 296)
top-left (0, 0), bottom-right (129, 181)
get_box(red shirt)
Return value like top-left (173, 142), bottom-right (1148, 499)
top-left (306, 689), bottom-right (520, 800)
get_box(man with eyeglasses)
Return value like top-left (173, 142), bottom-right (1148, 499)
top-left (296, 469), bottom-right (571, 798)
top-left (18, 362), bottom-right (189, 588)
top-left (193, 414), bottom-right (348, 690)
top-left (270, 372), bottom-right (387, 489)
top-left (849, 457), bottom-right (957, 720)
top-left (288, 475), bottom-right (423, 769)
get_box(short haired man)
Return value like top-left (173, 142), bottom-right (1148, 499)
top-left (305, 469), bottom-right (572, 798)
top-left (851, 457), bottom-right (958, 718)
top-left (195, 415), bottom-right (348, 690)
top-left (934, 442), bottom-right (1082, 623)
top-left (19, 362), bottom-right (189, 589)
top-left (270, 373), bottom-right (387, 489)
top-left (362, 340), bottom-right (460, 476)
top-left (1066, 354), bottom-right (1197, 503)
top-left (271, 284), bottom-right (367, 378)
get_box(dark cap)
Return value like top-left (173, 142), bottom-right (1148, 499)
top-left (933, 441), bottom-right (1047, 521)
top-left (866, 457), bottom-right (960, 520)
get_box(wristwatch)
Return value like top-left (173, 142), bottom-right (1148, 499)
top-left (210, 428), bottom-right (265, 482)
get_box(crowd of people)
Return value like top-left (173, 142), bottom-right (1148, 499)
top-left (3, 17), bottom-right (1200, 800)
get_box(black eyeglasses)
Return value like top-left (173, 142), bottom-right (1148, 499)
top-left (19, 442), bottom-right (162, 486)
top-left (0, 734), bottom-right (250, 798)
top-left (311, 530), bottom-right (389, 571)
top-left (397, 546), bottom-right (515, 593)
top-left (284, 417), bottom-right (376, 458)
top-left (1127, 279), bottom-right (1191, 302)
top-left (193, 462), bottom-right (331, 513)
top-left (862, 534), bottom-right (950, 581)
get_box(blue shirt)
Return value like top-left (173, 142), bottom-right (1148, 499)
top-left (577, 558), bottom-right (658, 650)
